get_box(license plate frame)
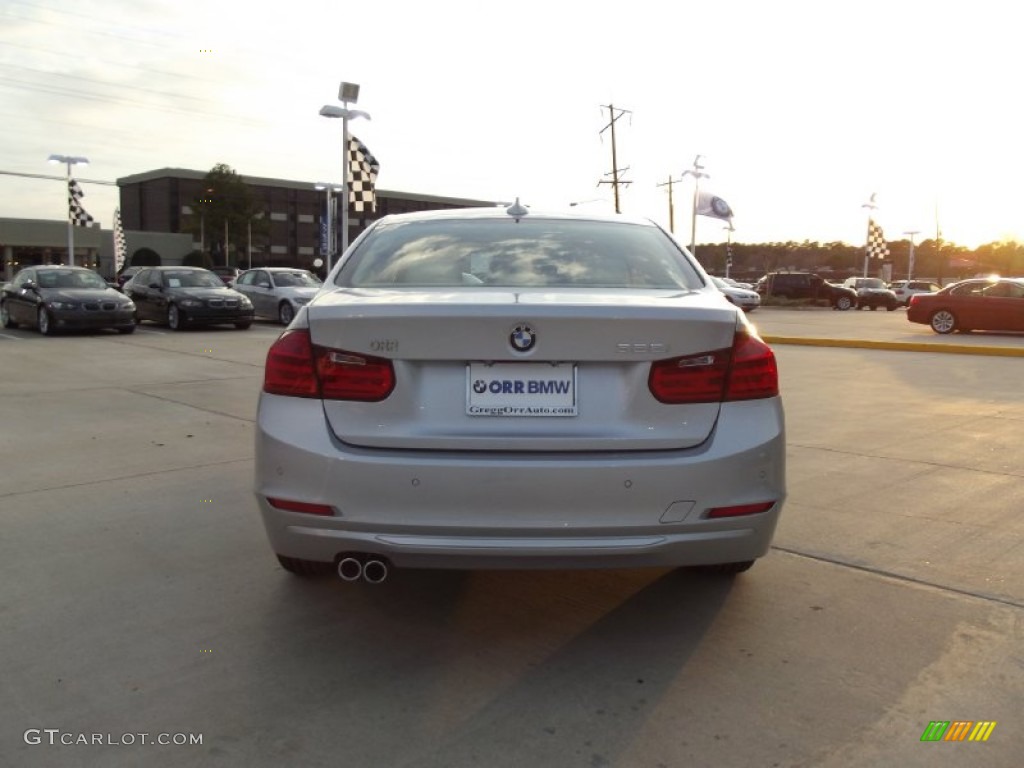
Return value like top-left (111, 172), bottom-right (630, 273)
top-left (466, 362), bottom-right (578, 417)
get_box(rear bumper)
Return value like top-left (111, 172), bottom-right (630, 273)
top-left (255, 394), bottom-right (786, 570)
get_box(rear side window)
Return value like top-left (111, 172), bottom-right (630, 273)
top-left (336, 218), bottom-right (704, 290)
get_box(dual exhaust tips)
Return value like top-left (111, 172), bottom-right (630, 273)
top-left (337, 554), bottom-right (390, 584)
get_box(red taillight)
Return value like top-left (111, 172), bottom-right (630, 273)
top-left (648, 331), bottom-right (778, 404)
top-left (725, 332), bottom-right (779, 401)
top-left (267, 497), bottom-right (335, 516)
top-left (649, 348), bottom-right (731, 403)
top-left (263, 329), bottom-right (395, 401)
top-left (706, 501), bottom-right (776, 519)
top-left (316, 348), bottom-right (395, 401)
top-left (264, 329), bottom-right (320, 397)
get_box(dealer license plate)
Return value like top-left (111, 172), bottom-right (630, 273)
top-left (466, 363), bottom-right (577, 417)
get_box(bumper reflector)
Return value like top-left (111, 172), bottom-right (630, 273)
top-left (706, 501), bottom-right (775, 519)
top-left (267, 497), bottom-right (335, 516)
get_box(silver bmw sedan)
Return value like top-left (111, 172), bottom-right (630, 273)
top-left (255, 204), bottom-right (785, 583)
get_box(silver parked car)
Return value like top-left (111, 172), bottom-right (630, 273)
top-left (232, 268), bottom-right (322, 325)
top-left (711, 276), bottom-right (761, 312)
top-left (255, 205), bottom-right (786, 583)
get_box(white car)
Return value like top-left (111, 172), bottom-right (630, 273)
top-left (232, 268), bottom-right (322, 325)
top-left (890, 279), bottom-right (942, 306)
top-left (255, 205), bottom-right (786, 582)
top-left (711, 276), bottom-right (761, 311)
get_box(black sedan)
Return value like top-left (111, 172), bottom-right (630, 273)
top-left (907, 277), bottom-right (1024, 333)
top-left (1, 266), bottom-right (136, 335)
top-left (126, 266), bottom-right (254, 330)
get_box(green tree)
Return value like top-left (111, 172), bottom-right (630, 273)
top-left (187, 163), bottom-right (267, 267)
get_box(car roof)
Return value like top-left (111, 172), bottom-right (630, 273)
top-left (370, 205), bottom-right (660, 228)
top-left (241, 267), bottom-right (311, 272)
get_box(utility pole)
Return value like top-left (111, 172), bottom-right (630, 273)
top-left (656, 175), bottom-right (684, 233)
top-left (597, 104), bottom-right (632, 213)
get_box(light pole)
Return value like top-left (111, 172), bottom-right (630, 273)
top-left (315, 183), bottom-right (343, 272)
top-left (682, 155), bottom-right (709, 256)
top-left (47, 154), bottom-right (89, 266)
top-left (903, 230), bottom-right (919, 281)
top-left (320, 82), bottom-right (371, 267)
top-left (724, 222), bottom-right (735, 278)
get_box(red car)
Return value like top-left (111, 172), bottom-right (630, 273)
top-left (907, 277), bottom-right (1024, 334)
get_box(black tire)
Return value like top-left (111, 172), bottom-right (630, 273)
top-left (869, 304), bottom-right (878, 311)
top-left (835, 296), bottom-right (853, 311)
top-left (38, 307), bottom-right (54, 336)
top-left (117, 325), bottom-right (136, 335)
top-left (235, 321), bottom-right (252, 330)
top-left (930, 309), bottom-right (957, 334)
top-left (276, 554), bottom-right (332, 577)
top-left (278, 301), bottom-right (295, 325)
top-left (700, 560), bottom-right (756, 575)
top-left (0, 301), bottom-right (16, 329)
top-left (167, 304), bottom-right (184, 330)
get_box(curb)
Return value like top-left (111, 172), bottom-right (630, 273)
top-left (761, 336), bottom-right (1024, 358)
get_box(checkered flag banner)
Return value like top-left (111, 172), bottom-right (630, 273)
top-left (726, 240), bottom-right (734, 267)
top-left (347, 135), bottom-right (379, 213)
top-left (866, 218), bottom-right (890, 259)
top-left (113, 207), bottom-right (127, 273)
top-left (68, 178), bottom-right (95, 227)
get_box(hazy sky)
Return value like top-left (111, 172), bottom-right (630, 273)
top-left (1, 0), bottom-right (1018, 249)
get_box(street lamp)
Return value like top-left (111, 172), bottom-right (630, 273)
top-left (724, 221), bottom-right (735, 279)
top-left (314, 182), bottom-right (343, 273)
top-left (47, 154), bottom-right (89, 266)
top-left (682, 154), bottom-right (709, 256)
top-left (903, 230), bottom-right (919, 281)
top-left (320, 82), bottom-right (371, 266)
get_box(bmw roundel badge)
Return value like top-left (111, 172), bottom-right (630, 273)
top-left (510, 323), bottom-right (536, 352)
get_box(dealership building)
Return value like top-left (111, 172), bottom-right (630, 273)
top-left (1, 168), bottom-right (496, 282)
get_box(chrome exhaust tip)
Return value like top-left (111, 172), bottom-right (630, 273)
top-left (362, 559), bottom-right (389, 584)
top-left (337, 556), bottom-right (363, 581)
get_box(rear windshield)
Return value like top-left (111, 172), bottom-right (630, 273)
top-left (335, 218), bottom-right (704, 290)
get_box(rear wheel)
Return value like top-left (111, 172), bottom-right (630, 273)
top-left (38, 307), bottom-right (54, 336)
top-left (235, 321), bottom-right (252, 330)
top-left (278, 301), bottom-right (295, 325)
top-left (930, 309), bottom-right (957, 334)
top-left (117, 325), bottom-right (136, 335)
top-left (167, 304), bottom-right (184, 330)
top-left (0, 302), bottom-right (16, 328)
top-left (276, 555), bottom-right (332, 577)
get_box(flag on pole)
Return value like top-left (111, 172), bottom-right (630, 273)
top-left (68, 178), bottom-right (95, 226)
top-left (696, 189), bottom-right (734, 222)
top-left (866, 218), bottom-right (890, 259)
top-left (113, 208), bottom-right (127, 273)
top-left (347, 135), bottom-right (379, 213)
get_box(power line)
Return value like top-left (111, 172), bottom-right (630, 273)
top-left (0, 169), bottom-right (117, 186)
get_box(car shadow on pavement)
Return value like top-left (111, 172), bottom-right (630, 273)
top-left (244, 566), bottom-right (738, 766)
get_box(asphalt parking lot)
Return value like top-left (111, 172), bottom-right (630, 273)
top-left (1, 311), bottom-right (1021, 768)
